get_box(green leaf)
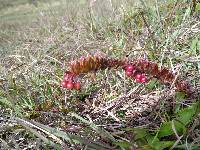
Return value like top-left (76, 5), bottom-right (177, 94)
top-left (196, 3), bottom-right (200, 11)
top-left (113, 141), bottom-right (131, 149)
top-left (175, 92), bottom-right (186, 113)
top-left (198, 63), bottom-right (200, 74)
top-left (158, 120), bottom-right (186, 138)
top-left (116, 110), bottom-right (126, 118)
top-left (158, 101), bottom-right (200, 138)
top-left (146, 134), bottom-right (159, 144)
top-left (146, 78), bottom-right (159, 90)
top-left (190, 38), bottom-right (199, 55)
top-left (175, 92), bottom-right (186, 102)
top-left (150, 141), bottom-right (175, 150)
top-left (175, 143), bottom-right (200, 149)
top-left (137, 145), bottom-right (153, 150)
top-left (0, 97), bottom-right (12, 107)
top-left (123, 128), bottom-right (148, 146)
top-left (176, 102), bottom-right (200, 126)
top-left (0, 97), bottom-right (23, 116)
top-left (183, 7), bottom-right (191, 21)
top-left (131, 128), bottom-right (148, 140)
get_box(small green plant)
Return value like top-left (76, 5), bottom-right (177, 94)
top-left (112, 99), bottom-right (200, 150)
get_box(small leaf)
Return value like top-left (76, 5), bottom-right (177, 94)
top-left (183, 7), bottom-right (191, 21)
top-left (175, 92), bottom-right (186, 113)
top-left (175, 92), bottom-right (186, 101)
top-left (196, 3), bottom-right (200, 11)
top-left (113, 141), bottom-right (131, 149)
top-left (175, 143), bottom-right (200, 149)
top-left (176, 102), bottom-right (199, 126)
top-left (146, 78), bottom-right (159, 90)
top-left (132, 128), bottom-right (148, 140)
top-left (146, 134), bottom-right (159, 144)
top-left (137, 145), bottom-right (153, 150)
top-left (197, 62), bottom-right (200, 74)
top-left (137, 15), bottom-right (144, 30)
top-left (116, 110), bottom-right (126, 118)
top-left (0, 97), bottom-right (12, 107)
top-left (150, 141), bottom-right (175, 150)
top-left (190, 38), bottom-right (199, 55)
top-left (158, 120), bottom-right (185, 138)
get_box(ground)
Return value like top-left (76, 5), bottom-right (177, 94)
top-left (0, 0), bottom-right (200, 150)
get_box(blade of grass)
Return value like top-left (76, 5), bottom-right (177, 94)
top-left (71, 112), bottom-right (116, 142)
top-left (22, 125), bottom-right (63, 150)
top-left (28, 118), bottom-right (113, 150)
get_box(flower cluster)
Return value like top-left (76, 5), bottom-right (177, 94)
top-left (69, 55), bottom-right (125, 75)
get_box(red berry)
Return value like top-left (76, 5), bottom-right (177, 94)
top-left (125, 65), bottom-right (135, 72)
top-left (66, 82), bottom-right (74, 89)
top-left (61, 80), bottom-right (68, 88)
top-left (74, 82), bottom-right (81, 90)
top-left (140, 77), bottom-right (147, 83)
top-left (135, 73), bottom-right (142, 80)
top-left (125, 70), bottom-right (133, 77)
top-left (136, 78), bottom-right (141, 83)
top-left (141, 73), bottom-right (146, 77)
top-left (135, 73), bottom-right (147, 83)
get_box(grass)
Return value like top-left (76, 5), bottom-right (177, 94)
top-left (0, 0), bottom-right (200, 149)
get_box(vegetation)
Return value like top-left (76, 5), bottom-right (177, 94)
top-left (0, 0), bottom-right (200, 149)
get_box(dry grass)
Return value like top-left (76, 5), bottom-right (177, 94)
top-left (0, 0), bottom-right (200, 149)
